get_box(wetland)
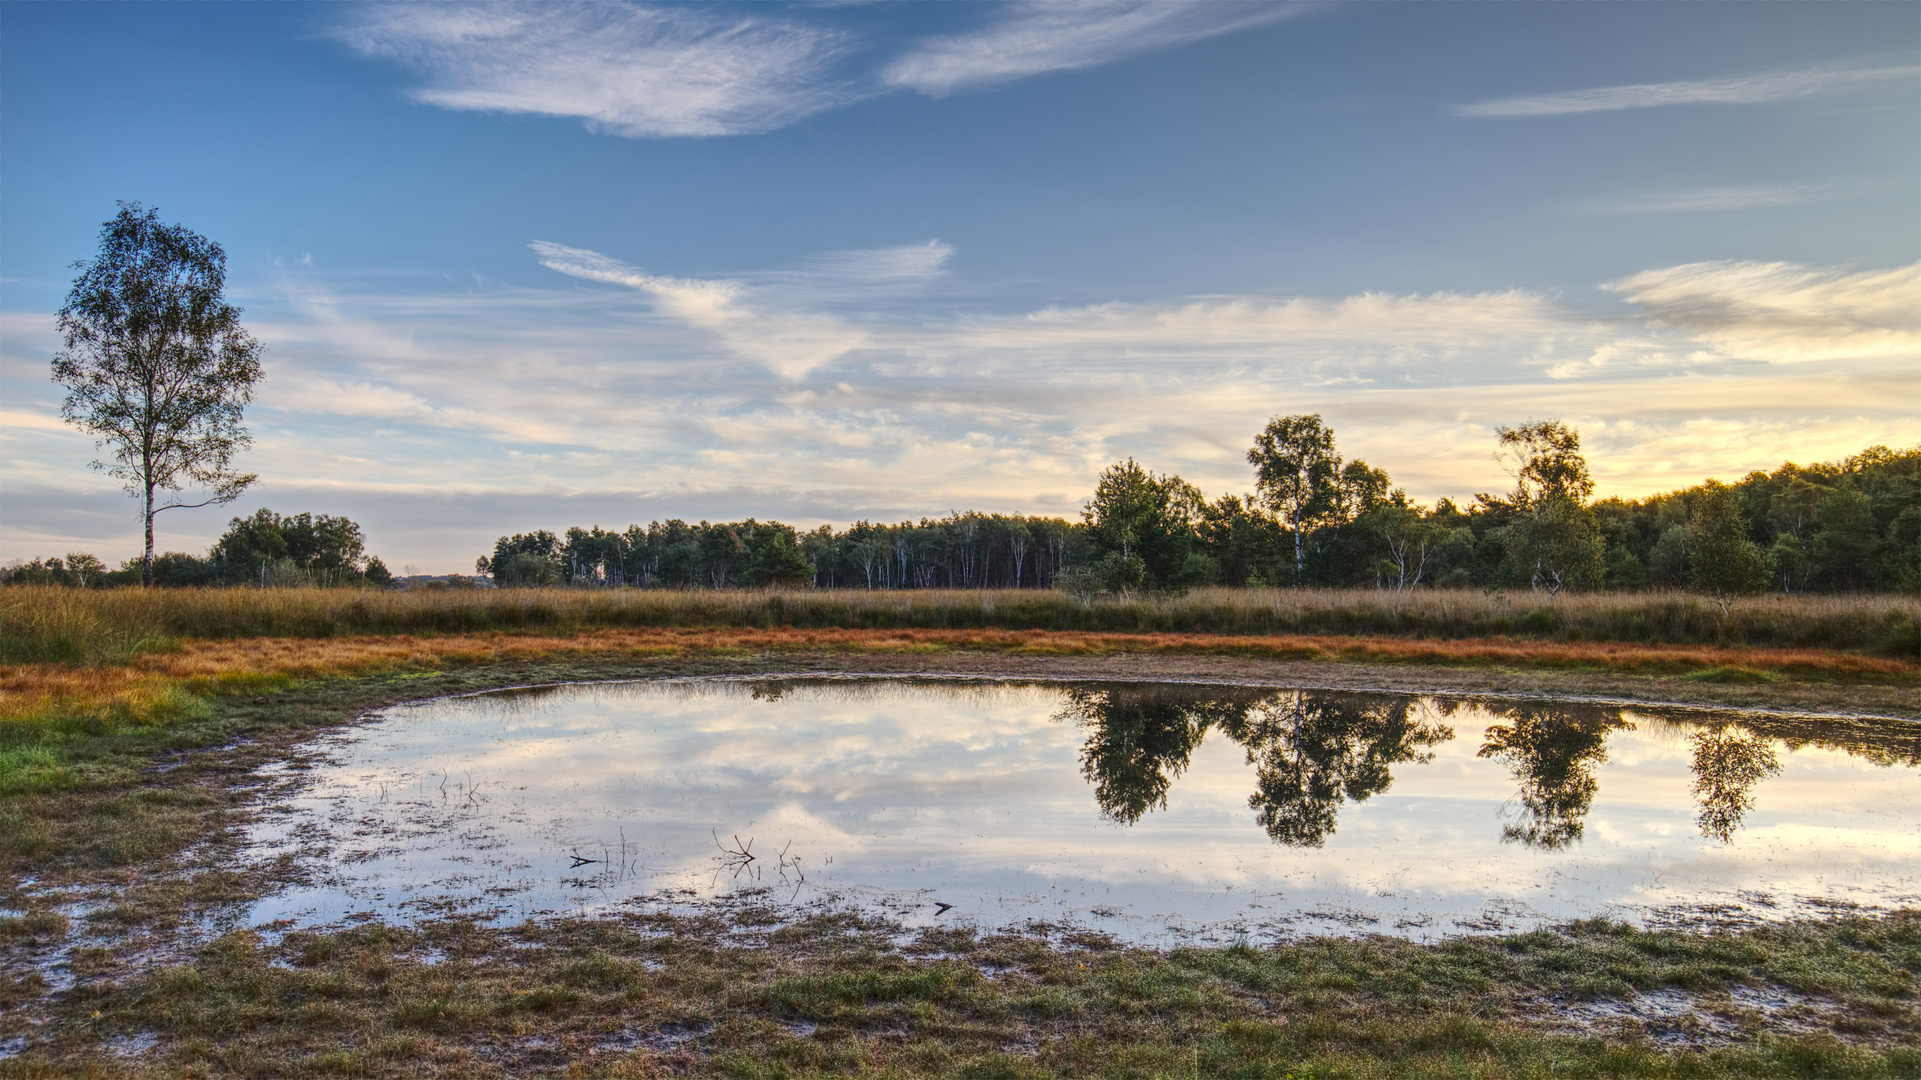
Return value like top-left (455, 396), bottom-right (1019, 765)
top-left (3, 640), bottom-right (1917, 1078)
top-left (246, 677), bottom-right (1920, 944)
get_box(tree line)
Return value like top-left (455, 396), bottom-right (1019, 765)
top-left (9, 419), bottom-right (1915, 596)
top-left (474, 419), bottom-right (1919, 598)
top-left (3, 509), bottom-right (391, 588)
top-left (480, 514), bottom-right (1077, 591)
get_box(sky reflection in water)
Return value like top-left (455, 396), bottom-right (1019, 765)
top-left (246, 679), bottom-right (1921, 944)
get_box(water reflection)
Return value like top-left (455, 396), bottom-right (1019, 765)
top-left (1060, 686), bottom-right (1451, 846)
top-left (1475, 704), bottom-right (1630, 850)
top-left (1060, 686), bottom-right (1916, 848)
top-left (241, 678), bottom-right (1921, 943)
top-left (1690, 727), bottom-right (1783, 843)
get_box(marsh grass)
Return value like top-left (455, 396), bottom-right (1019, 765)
top-left (12, 908), bottom-right (1916, 1077)
top-left (3, 627), bottom-right (1912, 755)
top-left (2, 651), bottom-right (1916, 1076)
top-left (7, 585), bottom-right (1919, 666)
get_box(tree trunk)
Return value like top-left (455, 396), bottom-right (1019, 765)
top-left (1291, 507), bottom-right (1305, 587)
top-left (143, 481), bottom-right (156, 587)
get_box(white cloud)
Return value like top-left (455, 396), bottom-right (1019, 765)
top-left (336, 3), bottom-right (855, 137)
top-left (335, 2), bottom-right (1307, 137)
top-left (881, 0), bottom-right (1301, 97)
top-left (1605, 260), bottom-right (1921, 364)
top-left (795, 241), bottom-right (954, 291)
top-left (531, 241), bottom-right (867, 377)
top-left (10, 251), bottom-right (1918, 568)
top-left (1454, 62), bottom-right (1918, 118)
top-left (1577, 181), bottom-right (1852, 215)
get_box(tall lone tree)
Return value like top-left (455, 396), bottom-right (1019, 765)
top-left (53, 203), bottom-right (264, 586)
top-left (1248, 414), bottom-right (1341, 586)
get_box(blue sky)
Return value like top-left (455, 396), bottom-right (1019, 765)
top-left (2, 1), bottom-right (1916, 571)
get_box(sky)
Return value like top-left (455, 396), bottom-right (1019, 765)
top-left (1, 1), bottom-right (1916, 572)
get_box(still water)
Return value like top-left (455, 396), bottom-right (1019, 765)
top-left (246, 678), bottom-right (1920, 944)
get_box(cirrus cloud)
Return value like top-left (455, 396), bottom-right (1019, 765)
top-left (1454, 62), bottom-right (1918, 118)
top-left (881, 1), bottom-right (1304, 97)
top-left (1605, 259), bottom-right (1921, 364)
top-left (336, 3), bottom-right (858, 137)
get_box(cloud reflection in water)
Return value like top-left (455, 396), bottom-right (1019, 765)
top-left (243, 678), bottom-right (1921, 944)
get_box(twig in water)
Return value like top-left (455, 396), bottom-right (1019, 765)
top-left (713, 831), bottom-right (760, 882)
top-left (569, 849), bottom-right (601, 868)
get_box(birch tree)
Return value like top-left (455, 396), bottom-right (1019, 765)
top-left (53, 203), bottom-right (263, 586)
top-left (1248, 414), bottom-right (1341, 586)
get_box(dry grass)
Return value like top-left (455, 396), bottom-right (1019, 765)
top-left (6, 585), bottom-right (1919, 667)
top-left (4, 627), bottom-right (1913, 736)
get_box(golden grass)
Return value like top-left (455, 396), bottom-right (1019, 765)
top-left (5, 626), bottom-right (1913, 732)
top-left (6, 584), bottom-right (1920, 666)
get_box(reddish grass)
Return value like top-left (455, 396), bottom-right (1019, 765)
top-left (3, 627), bottom-right (1912, 729)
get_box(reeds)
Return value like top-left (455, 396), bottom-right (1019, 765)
top-left (4, 585), bottom-right (1918, 665)
top-left (4, 626), bottom-right (1912, 739)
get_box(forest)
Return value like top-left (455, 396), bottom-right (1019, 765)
top-left (9, 418), bottom-right (1919, 596)
top-left (479, 420), bottom-right (1919, 597)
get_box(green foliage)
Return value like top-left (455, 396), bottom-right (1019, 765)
top-left (53, 202), bottom-right (264, 586)
top-left (1492, 419), bottom-right (1595, 509)
top-left (739, 523), bottom-right (816, 588)
top-left (1506, 494), bottom-right (1606, 597)
top-left (0, 553), bottom-right (106, 588)
top-left (1812, 484), bottom-right (1880, 590)
top-left (508, 513), bottom-right (1076, 592)
top-left (210, 508), bottom-right (374, 586)
top-left (1248, 414), bottom-right (1343, 585)
top-left (493, 551), bottom-right (560, 588)
top-left (490, 531), bottom-right (561, 587)
top-left (1081, 459), bottom-right (1213, 595)
top-left (1688, 481), bottom-right (1773, 607)
top-left (1590, 446), bottom-right (1920, 595)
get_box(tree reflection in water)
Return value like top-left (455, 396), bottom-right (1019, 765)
top-left (1475, 705), bottom-right (1630, 849)
top-left (1052, 683), bottom-right (1899, 849)
top-left (1056, 685), bottom-right (1451, 846)
top-left (1690, 725), bottom-right (1782, 843)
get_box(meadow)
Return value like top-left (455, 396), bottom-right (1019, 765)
top-left (6, 584), bottom-right (1919, 667)
top-left (2, 584), bottom-right (1918, 1077)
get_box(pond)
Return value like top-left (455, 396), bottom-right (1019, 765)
top-left (244, 678), bottom-right (1921, 945)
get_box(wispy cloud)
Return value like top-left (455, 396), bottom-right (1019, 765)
top-left (1577, 181), bottom-right (1856, 215)
top-left (1454, 62), bottom-right (1918, 118)
top-left (10, 254), bottom-right (1917, 567)
top-left (336, 3), bottom-right (855, 137)
top-left (881, 1), bottom-right (1303, 97)
top-left (793, 241), bottom-right (954, 292)
top-left (531, 241), bottom-right (868, 377)
top-left (1605, 260), bottom-right (1921, 364)
top-left (335, 1), bottom-right (1305, 137)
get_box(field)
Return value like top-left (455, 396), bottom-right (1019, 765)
top-left (7, 584), bottom-right (1919, 666)
top-left (2, 585), bottom-right (1918, 1077)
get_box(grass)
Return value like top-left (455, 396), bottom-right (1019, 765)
top-left (6, 585), bottom-right (1919, 666)
top-left (2, 587), bottom-right (1917, 1076)
top-left (4, 627), bottom-right (1912, 760)
top-left (5, 905), bottom-right (1916, 1077)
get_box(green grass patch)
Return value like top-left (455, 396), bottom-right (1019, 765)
top-left (1685, 665), bottom-right (1785, 685)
